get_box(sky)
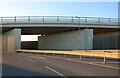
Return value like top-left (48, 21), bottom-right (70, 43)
top-left (0, 0), bottom-right (119, 2)
top-left (21, 35), bottom-right (41, 41)
top-left (0, 2), bottom-right (118, 41)
top-left (0, 2), bottom-right (118, 18)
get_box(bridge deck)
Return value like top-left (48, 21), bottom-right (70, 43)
top-left (1, 16), bottom-right (119, 28)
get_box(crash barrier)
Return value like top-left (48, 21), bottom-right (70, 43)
top-left (16, 50), bottom-right (120, 64)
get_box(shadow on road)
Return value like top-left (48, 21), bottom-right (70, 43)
top-left (2, 64), bottom-right (45, 76)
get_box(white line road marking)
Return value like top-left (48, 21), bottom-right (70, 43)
top-left (37, 57), bottom-right (45, 59)
top-left (27, 59), bottom-right (37, 62)
top-left (64, 58), bottom-right (120, 70)
top-left (66, 59), bottom-right (80, 62)
top-left (84, 62), bottom-right (120, 70)
top-left (45, 66), bottom-right (64, 76)
top-left (30, 56), bottom-right (37, 58)
top-left (30, 55), bottom-right (119, 70)
top-left (30, 56), bottom-right (45, 59)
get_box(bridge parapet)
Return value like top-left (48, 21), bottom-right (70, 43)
top-left (0, 16), bottom-right (119, 28)
top-left (0, 16), bottom-right (118, 25)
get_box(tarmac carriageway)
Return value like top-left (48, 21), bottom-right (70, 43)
top-left (1, 52), bottom-right (120, 78)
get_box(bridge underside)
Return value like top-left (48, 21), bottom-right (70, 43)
top-left (2, 27), bottom-right (119, 35)
top-left (1, 27), bottom-right (119, 53)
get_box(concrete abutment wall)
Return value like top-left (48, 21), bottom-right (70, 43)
top-left (2, 28), bottom-right (21, 53)
top-left (94, 32), bottom-right (120, 49)
top-left (38, 29), bottom-right (93, 50)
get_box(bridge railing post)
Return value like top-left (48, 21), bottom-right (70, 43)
top-left (1, 17), bottom-right (3, 22)
top-left (14, 16), bottom-right (16, 22)
top-left (57, 16), bottom-right (59, 22)
top-left (109, 18), bottom-right (111, 24)
top-left (28, 16), bottom-right (30, 22)
top-left (43, 16), bottom-right (44, 22)
top-left (71, 16), bottom-right (73, 22)
top-left (98, 17), bottom-right (100, 23)
top-left (85, 17), bottom-right (87, 23)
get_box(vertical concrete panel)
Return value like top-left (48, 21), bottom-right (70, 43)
top-left (94, 32), bottom-right (119, 50)
top-left (21, 41), bottom-right (38, 50)
top-left (2, 34), bottom-right (8, 52)
top-left (38, 29), bottom-right (93, 50)
top-left (14, 29), bottom-right (21, 50)
top-left (0, 30), bottom-right (1, 51)
top-left (2, 28), bottom-right (21, 53)
top-left (0, 27), bottom-right (2, 78)
top-left (8, 36), bottom-right (15, 52)
top-left (79, 29), bottom-right (93, 50)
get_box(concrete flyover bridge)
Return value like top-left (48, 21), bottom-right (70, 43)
top-left (0, 16), bottom-right (119, 53)
top-left (0, 16), bottom-right (119, 28)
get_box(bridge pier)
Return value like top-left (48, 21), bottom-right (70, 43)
top-left (2, 28), bottom-right (21, 53)
top-left (38, 29), bottom-right (93, 50)
top-left (0, 28), bottom-right (2, 53)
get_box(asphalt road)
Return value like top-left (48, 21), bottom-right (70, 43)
top-left (1, 53), bottom-right (120, 77)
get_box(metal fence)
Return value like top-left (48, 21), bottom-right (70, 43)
top-left (0, 16), bottom-right (118, 25)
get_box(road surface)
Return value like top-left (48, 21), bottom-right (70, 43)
top-left (1, 53), bottom-right (120, 78)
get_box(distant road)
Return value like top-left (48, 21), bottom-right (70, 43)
top-left (2, 53), bottom-right (119, 77)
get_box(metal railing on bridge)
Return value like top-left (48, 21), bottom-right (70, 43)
top-left (0, 16), bottom-right (118, 26)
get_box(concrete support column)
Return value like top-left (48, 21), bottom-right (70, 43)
top-left (79, 29), bottom-right (93, 50)
top-left (0, 27), bottom-right (2, 78)
top-left (0, 27), bottom-right (2, 53)
top-left (2, 28), bottom-right (21, 53)
top-left (38, 29), bottom-right (93, 50)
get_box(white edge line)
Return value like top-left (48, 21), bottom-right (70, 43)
top-left (84, 62), bottom-right (120, 70)
top-left (27, 59), bottom-right (37, 62)
top-left (30, 55), bottom-right (119, 70)
top-left (65, 59), bottom-right (120, 69)
top-left (37, 57), bottom-right (46, 59)
top-left (45, 66), bottom-right (64, 76)
top-left (30, 56), bottom-right (45, 59)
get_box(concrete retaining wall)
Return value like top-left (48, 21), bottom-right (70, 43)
top-left (0, 36), bottom-right (1, 52)
top-left (21, 41), bottom-right (38, 50)
top-left (2, 28), bottom-right (21, 52)
top-left (38, 29), bottom-right (93, 50)
top-left (94, 32), bottom-right (120, 49)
